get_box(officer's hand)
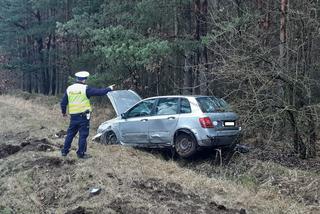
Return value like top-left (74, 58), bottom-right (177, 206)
top-left (108, 84), bottom-right (116, 90)
top-left (62, 113), bottom-right (68, 118)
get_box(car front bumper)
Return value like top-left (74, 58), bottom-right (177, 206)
top-left (92, 133), bottom-right (103, 141)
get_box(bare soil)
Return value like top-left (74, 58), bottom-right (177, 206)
top-left (0, 137), bottom-right (58, 159)
top-left (0, 144), bottom-right (21, 159)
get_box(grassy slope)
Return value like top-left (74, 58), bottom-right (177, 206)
top-left (0, 95), bottom-right (318, 214)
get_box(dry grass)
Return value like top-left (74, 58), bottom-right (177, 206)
top-left (0, 95), bottom-right (318, 214)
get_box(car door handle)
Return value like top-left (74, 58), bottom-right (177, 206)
top-left (167, 116), bottom-right (175, 120)
top-left (141, 119), bottom-right (148, 122)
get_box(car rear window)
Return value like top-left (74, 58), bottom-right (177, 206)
top-left (196, 96), bottom-right (230, 113)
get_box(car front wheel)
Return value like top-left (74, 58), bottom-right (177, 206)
top-left (100, 132), bottom-right (118, 145)
top-left (175, 133), bottom-right (197, 158)
top-left (108, 133), bottom-right (118, 144)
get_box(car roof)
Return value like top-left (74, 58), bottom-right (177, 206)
top-left (144, 95), bottom-right (214, 100)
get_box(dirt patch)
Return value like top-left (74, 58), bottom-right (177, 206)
top-left (5, 156), bottom-right (76, 175)
top-left (108, 198), bottom-right (149, 214)
top-left (4, 156), bottom-right (77, 210)
top-left (65, 206), bottom-right (93, 214)
top-left (30, 156), bottom-right (75, 168)
top-left (131, 178), bottom-right (243, 214)
top-left (0, 138), bottom-right (58, 159)
top-left (132, 178), bottom-right (197, 203)
top-left (0, 144), bottom-right (21, 159)
top-left (20, 138), bottom-right (57, 152)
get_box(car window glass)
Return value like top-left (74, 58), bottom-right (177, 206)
top-left (180, 98), bottom-right (191, 114)
top-left (127, 99), bottom-right (156, 118)
top-left (155, 98), bottom-right (179, 115)
top-left (196, 96), bottom-right (231, 113)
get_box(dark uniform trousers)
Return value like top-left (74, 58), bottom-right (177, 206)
top-left (62, 113), bottom-right (90, 157)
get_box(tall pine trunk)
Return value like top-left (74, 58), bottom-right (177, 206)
top-left (183, 1), bottom-right (194, 95)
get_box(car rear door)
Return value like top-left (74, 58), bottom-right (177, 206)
top-left (148, 97), bottom-right (180, 144)
top-left (119, 99), bottom-right (156, 144)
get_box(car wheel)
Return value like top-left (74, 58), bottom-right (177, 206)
top-left (108, 133), bottom-right (118, 144)
top-left (100, 132), bottom-right (118, 145)
top-left (175, 133), bottom-right (197, 158)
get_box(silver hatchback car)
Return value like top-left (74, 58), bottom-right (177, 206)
top-left (94, 90), bottom-right (241, 157)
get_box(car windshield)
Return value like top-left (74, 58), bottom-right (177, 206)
top-left (196, 96), bottom-right (231, 113)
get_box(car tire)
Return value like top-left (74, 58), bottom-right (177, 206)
top-left (100, 132), bottom-right (118, 145)
top-left (175, 133), bottom-right (197, 158)
top-left (108, 133), bottom-right (118, 144)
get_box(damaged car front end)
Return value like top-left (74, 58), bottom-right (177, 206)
top-left (93, 90), bottom-right (142, 144)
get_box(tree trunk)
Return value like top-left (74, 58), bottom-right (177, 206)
top-left (287, 110), bottom-right (306, 158)
top-left (183, 1), bottom-right (194, 95)
top-left (51, 34), bottom-right (57, 95)
top-left (200, 0), bottom-right (208, 95)
top-left (183, 52), bottom-right (194, 95)
top-left (279, 0), bottom-right (288, 67)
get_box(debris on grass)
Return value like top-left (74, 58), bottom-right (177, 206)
top-left (54, 130), bottom-right (67, 139)
top-left (89, 187), bottom-right (101, 196)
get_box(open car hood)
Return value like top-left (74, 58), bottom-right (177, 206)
top-left (107, 90), bottom-right (142, 116)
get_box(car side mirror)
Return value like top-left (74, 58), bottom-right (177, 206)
top-left (121, 113), bottom-right (127, 119)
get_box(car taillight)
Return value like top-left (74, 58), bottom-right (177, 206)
top-left (199, 117), bottom-right (214, 128)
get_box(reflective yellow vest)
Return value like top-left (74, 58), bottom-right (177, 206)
top-left (67, 83), bottom-right (92, 114)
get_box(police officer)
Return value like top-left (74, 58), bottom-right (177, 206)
top-left (60, 71), bottom-right (114, 158)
